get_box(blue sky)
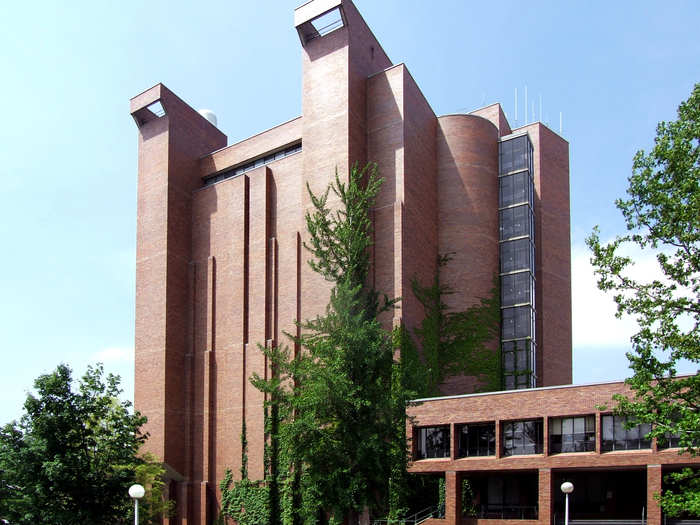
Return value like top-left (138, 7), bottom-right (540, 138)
top-left (1, 0), bottom-right (698, 423)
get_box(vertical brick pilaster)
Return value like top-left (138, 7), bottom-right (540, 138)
top-left (495, 419), bottom-right (502, 458)
top-left (539, 468), bottom-right (552, 525)
top-left (647, 464), bottom-right (662, 525)
top-left (177, 481), bottom-right (189, 525)
top-left (445, 471), bottom-right (461, 525)
top-left (199, 481), bottom-right (208, 525)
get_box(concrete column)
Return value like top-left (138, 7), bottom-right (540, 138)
top-left (538, 468), bottom-right (552, 525)
top-left (647, 464), bottom-right (662, 525)
top-left (445, 471), bottom-right (461, 525)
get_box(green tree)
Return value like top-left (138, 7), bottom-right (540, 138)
top-left (0, 364), bottom-right (170, 524)
top-left (285, 164), bottom-right (395, 523)
top-left (221, 164), bottom-right (395, 525)
top-left (587, 83), bottom-right (700, 515)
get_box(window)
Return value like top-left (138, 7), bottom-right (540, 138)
top-left (458, 423), bottom-right (496, 457)
top-left (658, 432), bottom-right (682, 449)
top-left (500, 238), bottom-right (534, 274)
top-left (549, 416), bottom-right (595, 453)
top-left (415, 426), bottom-right (450, 459)
top-left (499, 171), bottom-right (532, 208)
top-left (501, 272), bottom-right (534, 307)
top-left (499, 135), bottom-right (531, 175)
top-left (501, 306), bottom-right (533, 341)
top-left (499, 205), bottom-right (534, 241)
top-left (601, 415), bottom-right (651, 451)
top-left (502, 340), bottom-right (534, 390)
top-left (503, 419), bottom-right (543, 456)
top-left (203, 142), bottom-right (302, 187)
top-left (475, 472), bottom-right (538, 519)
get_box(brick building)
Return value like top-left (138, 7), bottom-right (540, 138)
top-left (123, 0), bottom-right (676, 523)
top-left (407, 380), bottom-right (700, 525)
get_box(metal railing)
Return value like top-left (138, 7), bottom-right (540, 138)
top-left (372, 504), bottom-right (444, 525)
top-left (475, 504), bottom-right (538, 520)
top-left (567, 521), bottom-right (645, 525)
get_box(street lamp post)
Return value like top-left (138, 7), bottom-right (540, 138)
top-left (561, 481), bottom-right (574, 525)
top-left (129, 483), bottom-right (145, 525)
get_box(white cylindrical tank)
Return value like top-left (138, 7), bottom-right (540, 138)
top-left (198, 109), bottom-right (218, 127)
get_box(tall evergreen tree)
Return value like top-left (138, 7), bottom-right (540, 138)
top-left (286, 164), bottom-right (395, 522)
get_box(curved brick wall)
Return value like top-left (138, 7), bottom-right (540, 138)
top-left (436, 114), bottom-right (499, 395)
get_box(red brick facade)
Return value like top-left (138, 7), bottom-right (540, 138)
top-left (407, 381), bottom-right (700, 525)
top-left (130, 1), bottom-right (572, 522)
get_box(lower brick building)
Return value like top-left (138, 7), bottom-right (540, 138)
top-left (407, 380), bottom-right (700, 525)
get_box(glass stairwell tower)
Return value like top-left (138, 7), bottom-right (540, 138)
top-left (499, 133), bottom-right (536, 389)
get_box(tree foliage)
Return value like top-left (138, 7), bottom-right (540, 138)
top-left (286, 164), bottom-right (395, 522)
top-left (0, 364), bottom-right (170, 525)
top-left (587, 83), bottom-right (700, 515)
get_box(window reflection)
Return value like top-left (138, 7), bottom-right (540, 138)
top-left (601, 415), bottom-right (651, 451)
top-left (415, 426), bottom-right (450, 459)
top-left (503, 419), bottom-right (543, 456)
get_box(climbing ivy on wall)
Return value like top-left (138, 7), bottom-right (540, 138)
top-left (219, 421), bottom-right (271, 525)
top-left (404, 254), bottom-right (501, 397)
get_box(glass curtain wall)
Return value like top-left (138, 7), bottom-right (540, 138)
top-left (499, 134), bottom-right (536, 389)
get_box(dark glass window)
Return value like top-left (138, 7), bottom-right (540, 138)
top-left (500, 205), bottom-right (533, 241)
top-left (501, 306), bottom-right (533, 340)
top-left (458, 423), bottom-right (496, 457)
top-left (549, 416), bottom-right (595, 453)
top-left (499, 135), bottom-right (531, 175)
top-left (499, 171), bottom-right (531, 208)
top-left (475, 472), bottom-right (538, 519)
top-left (502, 340), bottom-right (534, 390)
top-left (511, 136), bottom-right (528, 172)
top-left (500, 139), bottom-right (514, 174)
top-left (503, 373), bottom-right (532, 390)
top-left (415, 426), bottom-right (450, 459)
top-left (502, 340), bottom-right (531, 372)
top-left (503, 419), bottom-right (543, 456)
top-left (601, 415), bottom-right (651, 451)
top-left (658, 432), bottom-right (682, 449)
top-left (501, 272), bottom-right (533, 307)
top-left (500, 238), bottom-right (533, 274)
top-left (203, 142), bottom-right (302, 187)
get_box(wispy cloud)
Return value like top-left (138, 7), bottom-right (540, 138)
top-left (571, 241), bottom-right (665, 348)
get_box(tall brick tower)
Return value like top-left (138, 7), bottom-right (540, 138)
top-left (130, 1), bottom-right (571, 522)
